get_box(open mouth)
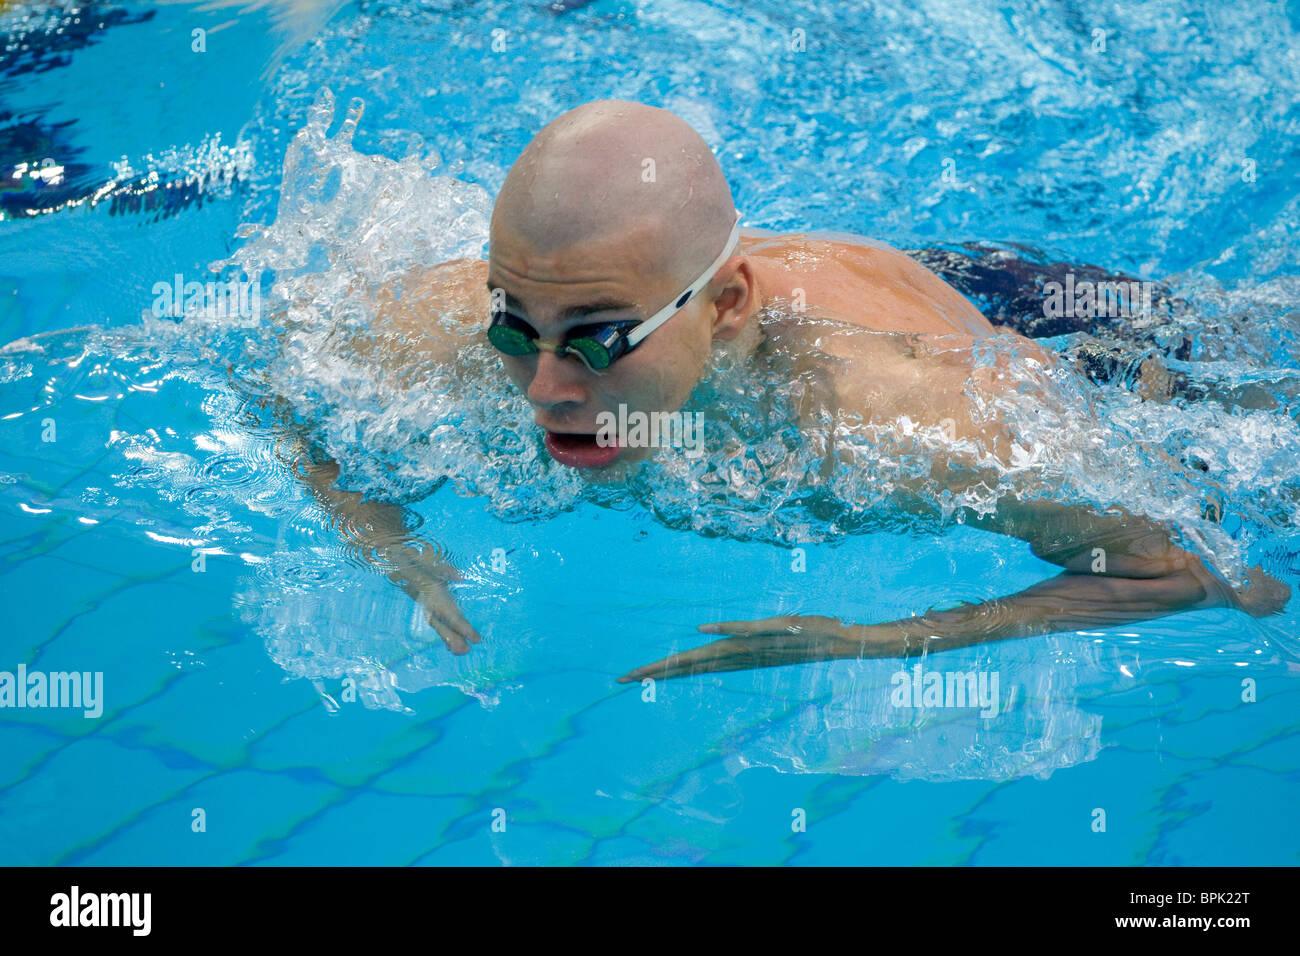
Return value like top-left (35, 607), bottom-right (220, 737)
top-left (543, 431), bottom-right (622, 469)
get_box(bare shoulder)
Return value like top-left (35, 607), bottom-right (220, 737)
top-left (741, 231), bottom-right (996, 337)
top-left (374, 258), bottom-right (489, 336)
top-left (360, 258), bottom-right (489, 374)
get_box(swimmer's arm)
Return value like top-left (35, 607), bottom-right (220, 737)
top-left (848, 545), bottom-right (1273, 659)
top-left (256, 257), bottom-right (488, 652)
top-left (854, 562), bottom-right (1237, 656)
top-left (274, 432), bottom-right (481, 654)
top-left (616, 561), bottom-right (1247, 683)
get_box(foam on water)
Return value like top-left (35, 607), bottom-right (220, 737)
top-left (5, 16), bottom-right (1299, 779)
top-left (213, 98), bottom-right (1300, 582)
top-left (162, 88), bottom-right (1300, 598)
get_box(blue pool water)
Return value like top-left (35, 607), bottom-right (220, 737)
top-left (1, 0), bottom-right (1299, 865)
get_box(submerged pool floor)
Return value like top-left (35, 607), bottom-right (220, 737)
top-left (2, 0), bottom-right (1299, 865)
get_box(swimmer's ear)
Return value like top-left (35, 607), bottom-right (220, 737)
top-left (708, 257), bottom-right (759, 342)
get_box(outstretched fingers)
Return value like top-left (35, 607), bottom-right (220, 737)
top-left (419, 587), bottom-right (481, 654)
top-left (616, 638), bottom-right (750, 683)
top-left (618, 615), bottom-right (866, 683)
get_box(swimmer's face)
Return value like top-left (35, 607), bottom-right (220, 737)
top-left (487, 220), bottom-right (755, 469)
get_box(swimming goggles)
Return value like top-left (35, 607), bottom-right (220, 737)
top-left (487, 210), bottom-right (743, 371)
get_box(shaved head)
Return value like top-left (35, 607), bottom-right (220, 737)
top-left (486, 100), bottom-right (761, 465)
top-left (492, 100), bottom-right (737, 286)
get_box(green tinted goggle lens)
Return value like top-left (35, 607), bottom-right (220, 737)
top-left (488, 311), bottom-right (630, 371)
top-left (487, 320), bottom-right (536, 355)
top-left (565, 336), bottom-right (613, 370)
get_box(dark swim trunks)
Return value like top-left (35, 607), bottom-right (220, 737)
top-left (903, 241), bottom-right (1180, 338)
top-left (903, 242), bottom-right (1201, 399)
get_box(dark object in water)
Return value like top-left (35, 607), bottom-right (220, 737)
top-left (0, 2), bottom-right (155, 79)
top-left (0, 3), bottom-right (233, 222)
top-left (905, 241), bottom-right (1198, 400)
top-left (544, 0), bottom-right (600, 11)
top-left (905, 241), bottom-right (1183, 340)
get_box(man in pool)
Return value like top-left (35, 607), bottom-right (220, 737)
top-left (291, 99), bottom-right (1289, 683)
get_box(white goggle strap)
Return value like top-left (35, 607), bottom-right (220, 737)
top-left (625, 211), bottom-right (743, 349)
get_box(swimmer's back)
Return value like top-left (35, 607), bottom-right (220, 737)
top-left (738, 231), bottom-right (1000, 338)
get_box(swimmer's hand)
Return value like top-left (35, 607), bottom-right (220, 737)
top-left (617, 615), bottom-right (879, 683)
top-left (384, 544), bottom-right (482, 655)
top-left (275, 436), bottom-right (481, 655)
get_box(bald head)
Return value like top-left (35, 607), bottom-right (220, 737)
top-left (492, 100), bottom-right (737, 286)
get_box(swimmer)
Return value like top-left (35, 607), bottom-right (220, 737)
top-left (283, 99), bottom-right (1290, 683)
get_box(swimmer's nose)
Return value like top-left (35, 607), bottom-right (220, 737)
top-left (526, 349), bottom-right (587, 410)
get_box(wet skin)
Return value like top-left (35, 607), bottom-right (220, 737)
top-left (309, 227), bottom-right (1290, 681)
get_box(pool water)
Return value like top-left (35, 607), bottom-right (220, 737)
top-left (1, 0), bottom-right (1299, 865)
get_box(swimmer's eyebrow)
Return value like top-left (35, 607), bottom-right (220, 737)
top-left (485, 283), bottom-right (638, 319)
